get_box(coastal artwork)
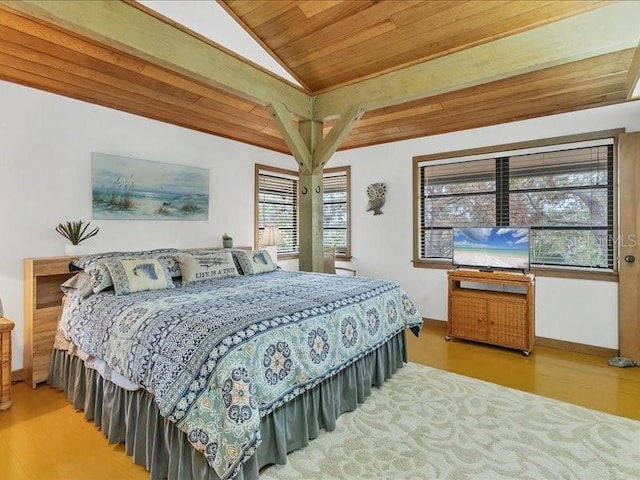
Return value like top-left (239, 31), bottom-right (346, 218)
top-left (92, 153), bottom-right (209, 220)
top-left (453, 227), bottom-right (530, 270)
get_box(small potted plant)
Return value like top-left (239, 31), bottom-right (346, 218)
top-left (222, 233), bottom-right (233, 248)
top-left (56, 220), bottom-right (99, 256)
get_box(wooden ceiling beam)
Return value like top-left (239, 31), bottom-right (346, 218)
top-left (314, 2), bottom-right (640, 120)
top-left (268, 101), bottom-right (313, 173)
top-left (312, 106), bottom-right (364, 172)
top-left (0, 0), bottom-right (314, 119)
top-left (626, 41), bottom-right (640, 100)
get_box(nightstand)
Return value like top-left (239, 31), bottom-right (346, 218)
top-left (0, 317), bottom-right (15, 410)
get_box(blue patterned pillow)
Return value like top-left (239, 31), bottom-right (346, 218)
top-left (178, 252), bottom-right (239, 284)
top-left (71, 248), bottom-right (180, 293)
top-left (233, 249), bottom-right (276, 275)
top-left (105, 258), bottom-right (175, 295)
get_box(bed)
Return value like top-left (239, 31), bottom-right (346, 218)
top-left (47, 248), bottom-right (423, 480)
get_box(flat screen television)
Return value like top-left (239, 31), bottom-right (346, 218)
top-left (452, 227), bottom-right (530, 271)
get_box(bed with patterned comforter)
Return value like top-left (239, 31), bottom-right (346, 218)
top-left (57, 269), bottom-right (422, 479)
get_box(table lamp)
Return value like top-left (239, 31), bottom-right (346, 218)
top-left (260, 225), bottom-right (286, 264)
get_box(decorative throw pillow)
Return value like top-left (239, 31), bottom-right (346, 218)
top-left (178, 252), bottom-right (239, 284)
top-left (60, 272), bottom-right (94, 299)
top-left (71, 249), bottom-right (180, 293)
top-left (232, 249), bottom-right (276, 275)
top-left (187, 248), bottom-right (250, 275)
top-left (105, 258), bottom-right (175, 295)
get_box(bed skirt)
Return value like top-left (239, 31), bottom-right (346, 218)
top-left (48, 330), bottom-right (408, 480)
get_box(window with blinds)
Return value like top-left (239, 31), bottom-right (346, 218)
top-left (257, 166), bottom-right (298, 255)
top-left (418, 139), bottom-right (614, 270)
top-left (256, 165), bottom-right (351, 257)
top-left (323, 167), bottom-right (350, 256)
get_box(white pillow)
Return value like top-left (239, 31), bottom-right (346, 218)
top-left (178, 252), bottom-right (239, 284)
top-left (60, 272), bottom-right (94, 299)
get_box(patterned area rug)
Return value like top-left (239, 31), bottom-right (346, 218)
top-left (261, 362), bottom-right (640, 480)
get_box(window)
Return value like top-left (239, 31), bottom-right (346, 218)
top-left (415, 136), bottom-right (615, 271)
top-left (256, 165), bottom-right (351, 257)
top-left (323, 167), bottom-right (350, 257)
top-left (256, 165), bottom-right (298, 255)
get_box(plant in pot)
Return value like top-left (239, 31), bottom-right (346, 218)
top-left (56, 220), bottom-right (99, 256)
top-left (222, 233), bottom-right (233, 248)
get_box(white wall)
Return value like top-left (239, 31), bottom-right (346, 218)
top-left (331, 101), bottom-right (640, 350)
top-left (0, 80), bottom-right (295, 370)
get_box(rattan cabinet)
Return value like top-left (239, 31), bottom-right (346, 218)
top-left (1, 317), bottom-right (15, 410)
top-left (446, 269), bottom-right (535, 355)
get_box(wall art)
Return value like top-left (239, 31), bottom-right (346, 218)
top-left (92, 152), bottom-right (209, 220)
top-left (366, 182), bottom-right (386, 215)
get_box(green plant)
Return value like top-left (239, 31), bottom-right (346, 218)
top-left (222, 233), bottom-right (232, 240)
top-left (55, 220), bottom-right (99, 245)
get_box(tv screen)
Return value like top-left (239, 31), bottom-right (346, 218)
top-left (453, 227), bottom-right (530, 271)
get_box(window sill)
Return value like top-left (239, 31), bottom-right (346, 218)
top-left (412, 260), bottom-right (452, 270)
top-left (412, 259), bottom-right (618, 281)
top-left (273, 254), bottom-right (353, 261)
top-left (529, 267), bottom-right (617, 282)
top-left (277, 253), bottom-right (299, 261)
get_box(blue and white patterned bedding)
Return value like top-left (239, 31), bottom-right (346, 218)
top-left (58, 270), bottom-right (423, 479)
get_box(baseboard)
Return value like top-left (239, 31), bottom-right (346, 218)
top-left (422, 318), bottom-right (447, 329)
top-left (534, 336), bottom-right (617, 358)
top-left (421, 317), bottom-right (617, 358)
top-left (11, 368), bottom-right (24, 383)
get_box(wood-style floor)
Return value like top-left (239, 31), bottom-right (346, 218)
top-left (406, 322), bottom-right (640, 422)
top-left (1, 323), bottom-right (639, 480)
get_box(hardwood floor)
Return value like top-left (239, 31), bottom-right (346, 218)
top-left (1, 324), bottom-right (638, 479)
top-left (407, 322), bottom-right (640, 421)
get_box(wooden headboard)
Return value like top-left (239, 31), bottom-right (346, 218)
top-left (23, 257), bottom-right (75, 388)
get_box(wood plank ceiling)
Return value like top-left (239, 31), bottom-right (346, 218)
top-left (0, 0), bottom-right (638, 155)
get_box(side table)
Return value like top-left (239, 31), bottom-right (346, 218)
top-left (0, 317), bottom-right (15, 410)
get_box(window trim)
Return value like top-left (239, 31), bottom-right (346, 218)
top-left (255, 164), bottom-right (351, 260)
top-left (412, 129), bottom-right (623, 281)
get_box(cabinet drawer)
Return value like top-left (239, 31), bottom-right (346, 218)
top-left (450, 295), bottom-right (487, 341)
top-left (31, 307), bottom-right (59, 385)
top-left (487, 301), bottom-right (528, 349)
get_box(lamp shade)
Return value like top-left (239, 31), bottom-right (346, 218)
top-left (260, 225), bottom-right (286, 247)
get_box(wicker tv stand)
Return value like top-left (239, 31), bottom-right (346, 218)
top-left (446, 269), bottom-right (535, 356)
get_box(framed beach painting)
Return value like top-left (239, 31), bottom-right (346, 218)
top-left (92, 153), bottom-right (209, 220)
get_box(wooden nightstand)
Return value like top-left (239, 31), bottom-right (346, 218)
top-left (0, 317), bottom-right (15, 410)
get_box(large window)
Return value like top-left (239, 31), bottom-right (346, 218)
top-left (416, 137), bottom-right (615, 271)
top-left (257, 166), bottom-right (298, 255)
top-left (256, 165), bottom-right (351, 257)
top-left (323, 167), bottom-right (350, 256)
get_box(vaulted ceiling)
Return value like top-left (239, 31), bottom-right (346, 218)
top-left (0, 0), bottom-right (639, 155)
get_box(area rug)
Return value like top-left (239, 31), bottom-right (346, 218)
top-left (261, 362), bottom-right (640, 480)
